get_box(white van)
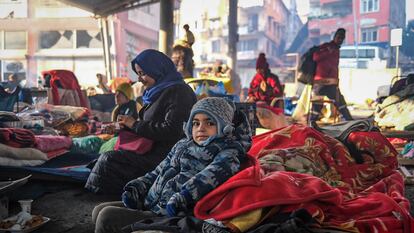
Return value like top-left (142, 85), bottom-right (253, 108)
top-left (339, 45), bottom-right (387, 69)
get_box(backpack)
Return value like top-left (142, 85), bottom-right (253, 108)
top-left (297, 46), bottom-right (319, 85)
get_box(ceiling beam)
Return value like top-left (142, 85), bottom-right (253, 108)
top-left (58, 0), bottom-right (160, 17)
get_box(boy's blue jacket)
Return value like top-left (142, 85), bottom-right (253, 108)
top-left (124, 110), bottom-right (252, 215)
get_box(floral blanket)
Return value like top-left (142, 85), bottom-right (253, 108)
top-left (195, 124), bottom-right (413, 233)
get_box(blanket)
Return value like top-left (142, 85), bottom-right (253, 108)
top-left (0, 128), bottom-right (35, 148)
top-left (375, 83), bottom-right (414, 130)
top-left (194, 124), bottom-right (412, 233)
top-left (0, 143), bottom-right (47, 167)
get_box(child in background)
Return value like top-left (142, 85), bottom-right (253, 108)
top-left (92, 97), bottom-right (252, 233)
top-left (111, 82), bottom-right (138, 122)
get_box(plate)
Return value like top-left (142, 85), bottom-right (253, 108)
top-left (0, 215), bottom-right (50, 233)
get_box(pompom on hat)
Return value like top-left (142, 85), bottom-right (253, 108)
top-left (256, 53), bottom-right (269, 70)
top-left (116, 82), bottom-right (133, 100)
top-left (184, 97), bottom-right (235, 145)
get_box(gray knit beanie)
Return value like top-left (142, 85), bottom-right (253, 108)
top-left (184, 97), bottom-right (235, 140)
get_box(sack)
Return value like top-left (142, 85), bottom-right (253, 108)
top-left (297, 46), bottom-right (319, 84)
top-left (114, 130), bottom-right (153, 155)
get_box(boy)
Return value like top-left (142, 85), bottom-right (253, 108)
top-left (92, 97), bottom-right (252, 233)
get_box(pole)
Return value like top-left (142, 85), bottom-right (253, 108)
top-left (396, 46), bottom-right (400, 76)
top-left (228, 0), bottom-right (238, 72)
top-left (159, 0), bottom-right (174, 56)
top-left (352, 0), bottom-right (359, 67)
top-left (99, 17), bottom-right (113, 80)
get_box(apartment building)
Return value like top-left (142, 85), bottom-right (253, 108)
top-left (308, 0), bottom-right (406, 50)
top-left (177, 0), bottom-right (302, 87)
top-left (0, 0), bottom-right (159, 87)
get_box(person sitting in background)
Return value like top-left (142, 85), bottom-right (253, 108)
top-left (4, 74), bottom-right (20, 93)
top-left (95, 73), bottom-right (111, 94)
top-left (247, 53), bottom-right (283, 105)
top-left (111, 82), bottom-right (138, 122)
top-left (92, 97), bottom-right (252, 232)
top-left (109, 77), bottom-right (131, 93)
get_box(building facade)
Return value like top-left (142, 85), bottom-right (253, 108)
top-left (0, 0), bottom-right (159, 87)
top-left (177, 0), bottom-right (302, 87)
top-left (308, 0), bottom-right (406, 54)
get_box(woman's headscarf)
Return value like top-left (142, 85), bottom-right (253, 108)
top-left (131, 49), bottom-right (184, 104)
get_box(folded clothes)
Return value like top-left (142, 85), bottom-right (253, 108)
top-left (35, 135), bottom-right (72, 153)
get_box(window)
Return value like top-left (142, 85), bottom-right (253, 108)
top-left (248, 14), bottom-right (258, 32)
top-left (212, 40), bottom-right (220, 53)
top-left (360, 0), bottom-right (379, 13)
top-left (271, 43), bottom-right (278, 57)
top-left (237, 39), bottom-right (258, 51)
top-left (4, 31), bottom-right (26, 49)
top-left (76, 30), bottom-right (102, 48)
top-left (140, 4), bottom-right (153, 15)
top-left (39, 30), bottom-right (73, 49)
top-left (358, 49), bottom-right (376, 58)
top-left (361, 28), bottom-right (378, 42)
top-left (267, 16), bottom-right (272, 31)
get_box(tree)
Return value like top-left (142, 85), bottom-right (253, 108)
top-left (402, 20), bottom-right (414, 58)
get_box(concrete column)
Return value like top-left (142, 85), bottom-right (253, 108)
top-left (99, 17), bottom-right (113, 80)
top-left (228, 0), bottom-right (238, 72)
top-left (159, 0), bottom-right (174, 56)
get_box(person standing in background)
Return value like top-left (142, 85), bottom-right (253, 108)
top-left (310, 28), bottom-right (353, 121)
top-left (95, 73), bottom-right (111, 94)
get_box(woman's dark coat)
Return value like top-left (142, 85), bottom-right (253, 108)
top-left (86, 49), bottom-right (197, 195)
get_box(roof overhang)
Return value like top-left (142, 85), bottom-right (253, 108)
top-left (58, 0), bottom-right (159, 17)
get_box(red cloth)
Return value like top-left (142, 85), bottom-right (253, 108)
top-left (247, 73), bottom-right (283, 105)
top-left (195, 125), bottom-right (413, 233)
top-left (42, 70), bottom-right (89, 108)
top-left (0, 128), bottom-right (35, 148)
top-left (313, 41), bottom-right (340, 82)
top-left (194, 165), bottom-right (342, 220)
top-left (114, 130), bottom-right (153, 155)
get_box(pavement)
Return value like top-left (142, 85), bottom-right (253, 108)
top-left (6, 181), bottom-right (117, 233)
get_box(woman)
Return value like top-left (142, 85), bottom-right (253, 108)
top-left (85, 49), bottom-right (197, 195)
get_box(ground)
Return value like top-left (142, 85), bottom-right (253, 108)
top-left (4, 178), bottom-right (414, 233)
top-left (7, 181), bottom-right (117, 233)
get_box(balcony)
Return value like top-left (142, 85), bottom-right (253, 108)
top-left (320, 0), bottom-right (350, 5)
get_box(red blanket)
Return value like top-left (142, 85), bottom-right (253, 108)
top-left (42, 70), bottom-right (88, 108)
top-left (194, 124), bottom-right (413, 233)
top-left (0, 128), bottom-right (35, 148)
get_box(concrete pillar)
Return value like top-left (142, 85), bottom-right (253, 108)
top-left (99, 17), bottom-right (113, 80)
top-left (228, 0), bottom-right (238, 72)
top-left (159, 0), bottom-right (174, 56)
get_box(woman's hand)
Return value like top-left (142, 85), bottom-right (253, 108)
top-left (118, 115), bottom-right (136, 129)
top-left (101, 124), bottom-right (116, 134)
